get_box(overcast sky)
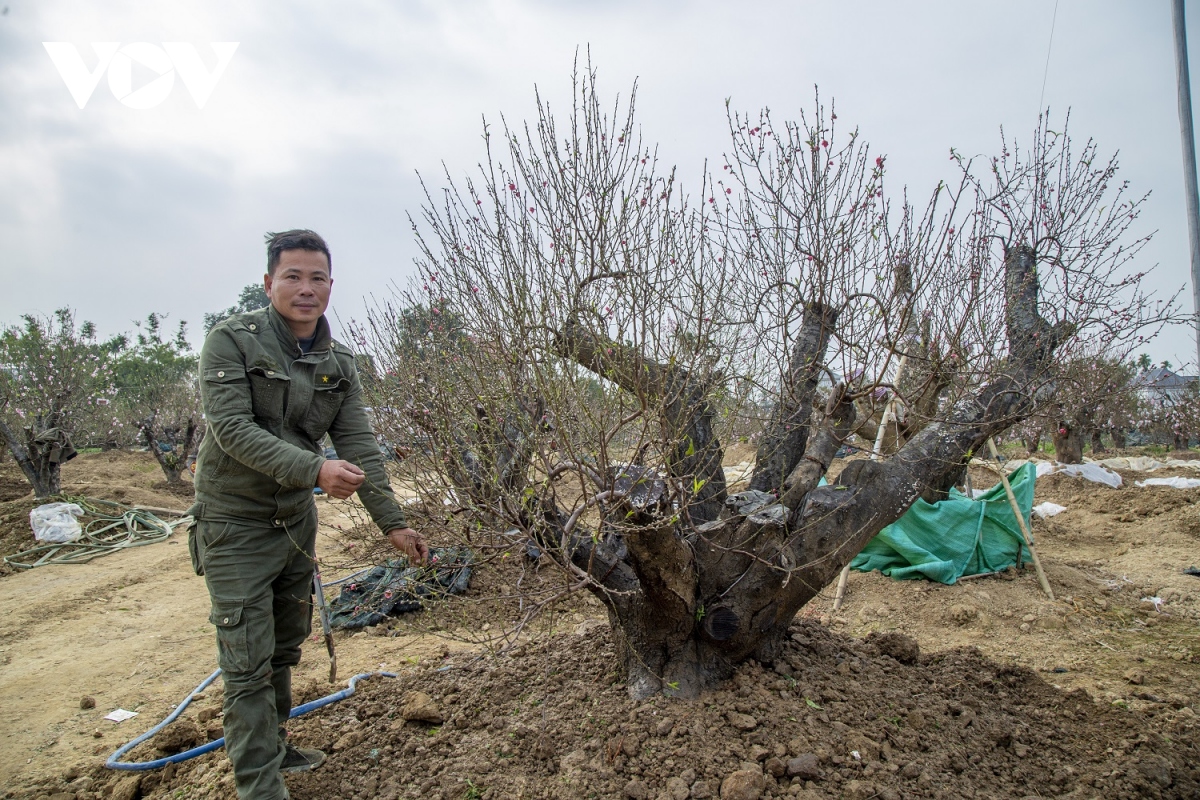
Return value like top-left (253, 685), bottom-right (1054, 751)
top-left (1, 1), bottom-right (1196, 368)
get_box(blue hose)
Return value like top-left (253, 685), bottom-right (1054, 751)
top-left (105, 670), bottom-right (396, 771)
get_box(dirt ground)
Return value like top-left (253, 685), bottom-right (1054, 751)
top-left (0, 449), bottom-right (1197, 799)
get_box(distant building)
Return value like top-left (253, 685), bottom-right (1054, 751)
top-left (1134, 367), bottom-right (1198, 404)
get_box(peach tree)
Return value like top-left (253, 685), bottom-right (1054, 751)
top-left (358, 71), bottom-right (1174, 698)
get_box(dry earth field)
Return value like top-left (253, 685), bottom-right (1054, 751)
top-left (0, 448), bottom-right (1197, 800)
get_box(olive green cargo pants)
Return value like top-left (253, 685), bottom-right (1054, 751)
top-left (192, 507), bottom-right (317, 800)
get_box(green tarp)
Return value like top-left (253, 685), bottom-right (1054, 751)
top-left (849, 462), bottom-right (1035, 584)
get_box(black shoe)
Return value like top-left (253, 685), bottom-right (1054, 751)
top-left (280, 742), bottom-right (326, 773)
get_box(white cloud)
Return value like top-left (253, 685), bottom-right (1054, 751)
top-left (0, 0), bottom-right (1195, 366)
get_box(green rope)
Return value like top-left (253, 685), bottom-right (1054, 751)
top-left (2, 496), bottom-right (191, 570)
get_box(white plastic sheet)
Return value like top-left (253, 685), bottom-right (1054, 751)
top-left (1135, 477), bottom-right (1200, 489)
top-left (985, 458), bottom-right (1056, 478)
top-left (1096, 456), bottom-right (1168, 472)
top-left (29, 502), bottom-right (84, 543)
top-left (1093, 456), bottom-right (1200, 472)
top-left (1140, 596), bottom-right (1164, 612)
top-left (1052, 463), bottom-right (1123, 488)
top-left (1032, 502), bottom-right (1067, 519)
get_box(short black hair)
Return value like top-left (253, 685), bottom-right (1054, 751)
top-left (265, 229), bottom-right (331, 275)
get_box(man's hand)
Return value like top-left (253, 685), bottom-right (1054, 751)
top-left (386, 527), bottom-right (429, 564)
top-left (317, 459), bottom-right (365, 499)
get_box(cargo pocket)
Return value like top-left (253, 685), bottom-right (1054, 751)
top-left (188, 523), bottom-right (204, 576)
top-left (200, 521), bottom-right (233, 551)
top-left (210, 600), bottom-right (251, 672)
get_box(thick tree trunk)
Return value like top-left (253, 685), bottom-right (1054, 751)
top-left (750, 302), bottom-right (836, 496)
top-left (1111, 428), bottom-right (1127, 449)
top-left (1090, 429), bottom-right (1106, 455)
top-left (0, 415), bottom-right (69, 497)
top-left (536, 244), bottom-right (1068, 699)
top-left (142, 417), bottom-right (198, 485)
top-left (921, 460), bottom-right (969, 504)
top-left (1024, 433), bottom-right (1041, 455)
top-left (1052, 424), bottom-right (1084, 463)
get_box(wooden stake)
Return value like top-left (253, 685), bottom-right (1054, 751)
top-left (312, 568), bottom-right (337, 683)
top-left (985, 438), bottom-right (1054, 600)
top-left (832, 565), bottom-right (852, 612)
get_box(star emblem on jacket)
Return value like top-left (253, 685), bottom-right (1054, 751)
top-left (321, 375), bottom-right (330, 383)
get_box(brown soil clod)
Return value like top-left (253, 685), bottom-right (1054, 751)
top-left (115, 621), bottom-right (1198, 800)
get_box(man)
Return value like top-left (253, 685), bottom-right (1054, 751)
top-left (188, 229), bottom-right (427, 800)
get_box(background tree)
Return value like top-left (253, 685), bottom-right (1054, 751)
top-left (203, 283), bottom-right (269, 333)
top-left (1165, 381), bottom-right (1200, 449)
top-left (1008, 413), bottom-right (1048, 456)
top-left (1042, 355), bottom-right (1140, 462)
top-left (1099, 360), bottom-right (1142, 450)
top-left (111, 313), bottom-right (203, 485)
top-left (1137, 377), bottom-right (1199, 450)
top-left (359, 71), bottom-right (1174, 699)
top-left (355, 301), bottom-right (472, 460)
top-left (0, 309), bottom-right (119, 496)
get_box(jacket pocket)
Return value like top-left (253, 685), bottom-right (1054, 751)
top-left (209, 599), bottom-right (250, 672)
top-left (304, 377), bottom-right (351, 440)
top-left (201, 447), bottom-right (234, 493)
top-left (247, 367), bottom-right (291, 423)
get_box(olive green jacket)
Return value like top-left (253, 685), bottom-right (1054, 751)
top-left (189, 305), bottom-right (406, 532)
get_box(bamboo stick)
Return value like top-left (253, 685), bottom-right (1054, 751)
top-left (832, 565), bottom-right (853, 612)
top-left (985, 438), bottom-right (1054, 600)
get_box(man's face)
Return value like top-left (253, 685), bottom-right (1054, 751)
top-left (264, 249), bottom-right (332, 336)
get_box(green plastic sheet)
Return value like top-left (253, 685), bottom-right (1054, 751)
top-left (849, 462), bottom-right (1035, 584)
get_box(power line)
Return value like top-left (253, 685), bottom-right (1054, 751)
top-left (1038, 0), bottom-right (1061, 118)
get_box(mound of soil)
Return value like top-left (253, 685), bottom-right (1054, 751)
top-left (38, 621), bottom-right (1192, 800)
top-left (0, 496), bottom-right (41, 574)
top-left (0, 461), bottom-right (35, 567)
top-left (151, 480), bottom-right (196, 499)
top-left (0, 474), bottom-right (31, 503)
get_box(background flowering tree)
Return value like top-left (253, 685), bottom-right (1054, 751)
top-left (1002, 356), bottom-right (1141, 458)
top-left (1042, 355), bottom-right (1141, 462)
top-left (110, 313), bottom-right (203, 485)
top-left (0, 309), bottom-right (120, 496)
top-left (1137, 379), bottom-right (1200, 450)
top-left (357, 70), bottom-right (1175, 698)
top-left (1165, 383), bottom-right (1200, 449)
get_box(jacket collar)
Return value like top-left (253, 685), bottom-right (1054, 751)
top-left (267, 304), bottom-right (332, 357)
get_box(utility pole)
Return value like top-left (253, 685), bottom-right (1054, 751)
top-left (1172, 0), bottom-right (1200, 368)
